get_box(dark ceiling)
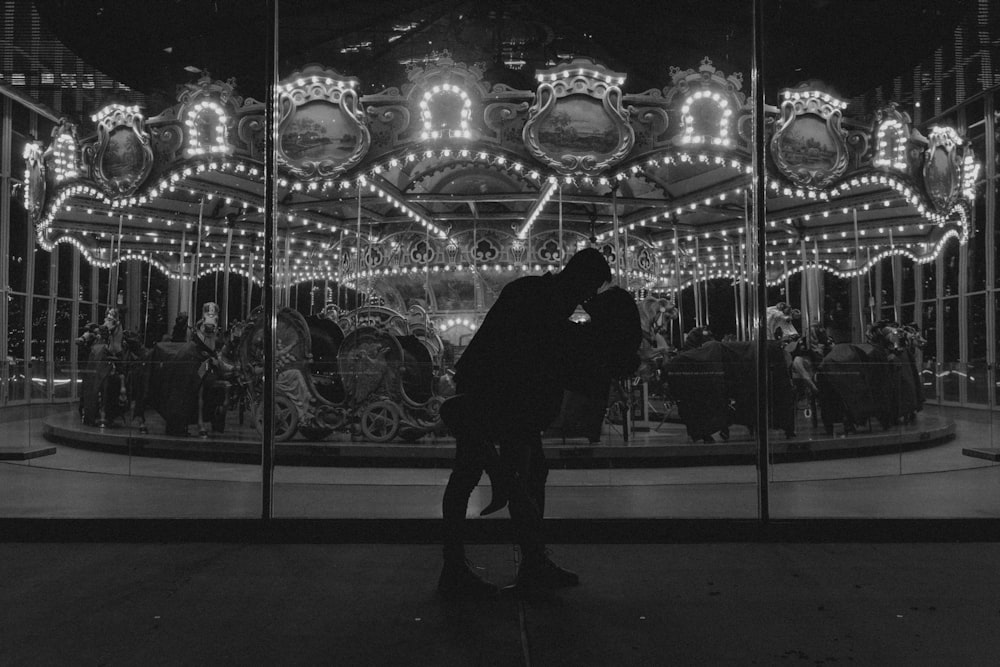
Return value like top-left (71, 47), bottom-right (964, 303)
top-left (35, 0), bottom-right (973, 109)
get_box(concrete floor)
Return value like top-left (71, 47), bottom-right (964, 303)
top-left (2, 542), bottom-right (999, 665)
top-left (2, 406), bottom-right (999, 664)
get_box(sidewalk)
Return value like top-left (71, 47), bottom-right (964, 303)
top-left (3, 542), bottom-right (999, 665)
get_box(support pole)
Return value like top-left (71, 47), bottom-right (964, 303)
top-left (261, 0), bottom-right (278, 519)
top-left (673, 225), bottom-right (684, 344)
top-left (752, 0), bottom-right (769, 522)
top-left (888, 227), bottom-right (900, 323)
top-left (852, 208), bottom-right (865, 335)
top-left (558, 184), bottom-right (564, 270)
top-left (192, 197), bottom-right (205, 315)
top-left (223, 224), bottom-right (234, 326)
top-left (143, 263), bottom-right (152, 345)
top-left (612, 187), bottom-right (623, 287)
top-left (693, 235), bottom-right (702, 326)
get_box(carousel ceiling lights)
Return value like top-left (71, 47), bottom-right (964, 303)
top-left (24, 56), bottom-right (981, 294)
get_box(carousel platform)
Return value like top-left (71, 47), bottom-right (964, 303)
top-left (41, 410), bottom-right (956, 469)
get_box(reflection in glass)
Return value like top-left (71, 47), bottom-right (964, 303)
top-left (31, 296), bottom-right (51, 399)
top-left (966, 294), bottom-right (987, 405)
top-left (941, 297), bottom-right (960, 402)
top-left (921, 301), bottom-right (938, 402)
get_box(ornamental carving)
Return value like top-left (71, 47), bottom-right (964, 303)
top-left (665, 57), bottom-right (745, 149)
top-left (873, 102), bottom-right (911, 171)
top-left (22, 141), bottom-right (45, 222)
top-left (86, 103), bottom-right (154, 198)
top-left (769, 86), bottom-right (849, 189)
top-left (410, 239), bottom-right (436, 264)
top-left (472, 237), bottom-right (499, 262)
top-left (523, 58), bottom-right (635, 175)
top-left (537, 238), bottom-right (563, 263)
top-left (923, 126), bottom-right (963, 213)
top-left (177, 73), bottom-right (241, 157)
top-left (276, 66), bottom-right (371, 180)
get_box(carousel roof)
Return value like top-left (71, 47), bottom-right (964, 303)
top-left (22, 1), bottom-right (981, 294)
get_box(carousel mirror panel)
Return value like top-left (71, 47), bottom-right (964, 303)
top-left (2, 0), bottom-right (998, 522)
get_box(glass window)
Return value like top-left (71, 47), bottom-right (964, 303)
top-left (79, 257), bottom-right (93, 302)
top-left (823, 272), bottom-right (852, 342)
top-left (53, 299), bottom-right (73, 399)
top-left (900, 257), bottom-right (916, 303)
top-left (56, 245), bottom-right (75, 298)
top-left (923, 255), bottom-right (937, 297)
top-left (33, 246), bottom-right (51, 297)
top-left (6, 295), bottom-right (26, 402)
top-left (880, 259), bottom-right (894, 313)
top-left (10, 128), bottom-right (28, 185)
top-left (966, 294), bottom-right (988, 405)
top-left (968, 193), bottom-right (986, 292)
top-left (942, 240), bottom-right (959, 297)
top-left (941, 297), bottom-right (960, 401)
top-left (30, 296), bottom-right (50, 399)
top-left (920, 300), bottom-right (938, 402)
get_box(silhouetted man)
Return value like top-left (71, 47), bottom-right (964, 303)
top-left (439, 248), bottom-right (612, 598)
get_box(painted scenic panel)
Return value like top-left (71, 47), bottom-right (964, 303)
top-left (280, 101), bottom-right (359, 161)
top-left (102, 128), bottom-right (144, 180)
top-left (775, 115), bottom-right (837, 171)
top-left (538, 95), bottom-right (618, 156)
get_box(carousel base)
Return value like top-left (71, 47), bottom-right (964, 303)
top-left (41, 410), bottom-right (956, 469)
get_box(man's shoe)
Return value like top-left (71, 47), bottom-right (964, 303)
top-left (512, 553), bottom-right (580, 590)
top-left (438, 560), bottom-right (499, 600)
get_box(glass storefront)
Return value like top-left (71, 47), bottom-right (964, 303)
top-left (1, 0), bottom-right (998, 523)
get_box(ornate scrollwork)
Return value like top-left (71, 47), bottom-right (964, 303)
top-left (537, 238), bottom-right (563, 263)
top-left (523, 58), bottom-right (635, 176)
top-left (473, 237), bottom-right (499, 262)
top-left (410, 239), bottom-right (436, 264)
top-left (634, 246), bottom-right (655, 272)
top-left (85, 103), bottom-right (155, 198)
top-left (276, 66), bottom-right (371, 180)
top-left (363, 245), bottom-right (385, 268)
top-left (769, 86), bottom-right (850, 190)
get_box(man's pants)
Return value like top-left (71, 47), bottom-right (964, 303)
top-left (442, 423), bottom-right (549, 564)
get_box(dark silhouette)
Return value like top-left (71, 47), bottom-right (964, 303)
top-left (438, 248), bottom-right (612, 599)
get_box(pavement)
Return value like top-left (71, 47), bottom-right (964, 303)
top-left (3, 540), bottom-right (1000, 666)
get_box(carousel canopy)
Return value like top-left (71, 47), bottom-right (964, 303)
top-left (23, 1), bottom-right (981, 298)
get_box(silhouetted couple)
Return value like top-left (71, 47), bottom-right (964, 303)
top-left (438, 248), bottom-right (641, 599)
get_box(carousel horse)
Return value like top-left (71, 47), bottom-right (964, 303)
top-left (78, 309), bottom-right (140, 428)
top-left (637, 296), bottom-right (677, 386)
top-left (663, 332), bottom-right (796, 443)
top-left (135, 303), bottom-right (234, 437)
top-left (815, 321), bottom-right (922, 434)
top-left (766, 303), bottom-right (801, 341)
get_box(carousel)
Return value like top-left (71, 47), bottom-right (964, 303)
top-left (27, 50), bottom-right (973, 465)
